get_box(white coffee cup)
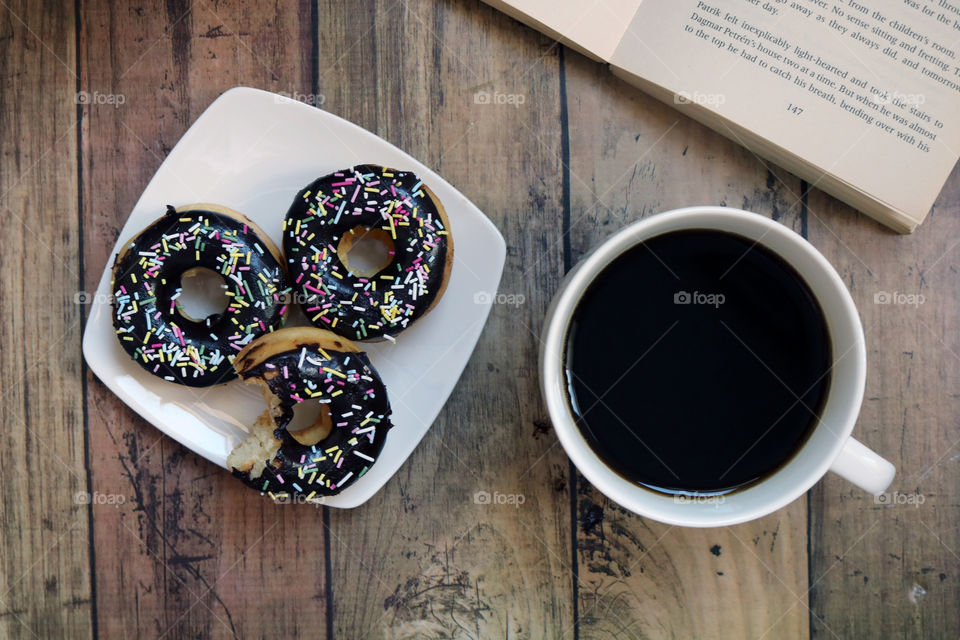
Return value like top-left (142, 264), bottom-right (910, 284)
top-left (540, 206), bottom-right (895, 527)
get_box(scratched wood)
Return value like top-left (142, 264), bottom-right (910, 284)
top-left (0, 2), bottom-right (92, 638)
top-left (3, 0), bottom-right (958, 637)
top-left (316, 1), bottom-right (576, 637)
top-left (805, 168), bottom-right (960, 638)
top-left (563, 50), bottom-right (811, 639)
top-left (79, 2), bottom-right (325, 639)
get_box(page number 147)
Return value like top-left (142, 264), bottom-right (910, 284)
top-left (787, 104), bottom-right (804, 116)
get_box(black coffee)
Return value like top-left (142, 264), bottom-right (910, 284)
top-left (565, 229), bottom-right (831, 496)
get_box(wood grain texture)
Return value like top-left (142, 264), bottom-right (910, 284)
top-left (79, 2), bottom-right (326, 638)
top-left (805, 168), bottom-right (960, 639)
top-left (0, 2), bottom-right (91, 638)
top-left (563, 50), bottom-right (811, 640)
top-left (315, 1), bottom-right (575, 637)
top-left (1, 0), bottom-right (956, 637)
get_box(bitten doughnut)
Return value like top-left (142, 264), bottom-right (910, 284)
top-left (227, 327), bottom-right (393, 499)
top-left (283, 165), bottom-right (453, 341)
top-left (111, 204), bottom-right (289, 386)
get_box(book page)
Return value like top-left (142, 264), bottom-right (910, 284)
top-left (610, 0), bottom-right (960, 224)
top-left (482, 0), bottom-right (643, 61)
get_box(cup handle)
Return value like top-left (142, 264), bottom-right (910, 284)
top-left (828, 437), bottom-right (896, 495)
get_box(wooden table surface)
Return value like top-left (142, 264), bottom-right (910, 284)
top-left (2, 1), bottom-right (958, 638)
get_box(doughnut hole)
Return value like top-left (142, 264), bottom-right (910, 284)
top-left (336, 227), bottom-right (395, 277)
top-left (176, 267), bottom-right (230, 321)
top-left (287, 398), bottom-right (333, 446)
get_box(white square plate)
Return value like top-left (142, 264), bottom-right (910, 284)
top-left (82, 87), bottom-right (506, 508)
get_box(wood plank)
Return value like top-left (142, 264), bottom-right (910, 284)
top-left (316, 1), bottom-right (575, 636)
top-left (62, 2), bottom-right (960, 637)
top-left (0, 2), bottom-right (91, 638)
top-left (564, 49), bottom-right (812, 639)
top-left (79, 2), bottom-right (326, 638)
top-left (806, 167), bottom-right (960, 638)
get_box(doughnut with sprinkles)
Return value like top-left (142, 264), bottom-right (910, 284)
top-left (111, 204), bottom-right (290, 386)
top-left (283, 165), bottom-right (453, 341)
top-left (227, 327), bottom-right (393, 499)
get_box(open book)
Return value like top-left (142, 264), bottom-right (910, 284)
top-left (484, 0), bottom-right (960, 233)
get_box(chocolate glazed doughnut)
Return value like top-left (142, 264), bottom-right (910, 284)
top-left (111, 204), bottom-right (290, 386)
top-left (283, 165), bottom-right (453, 341)
top-left (227, 327), bottom-right (393, 499)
